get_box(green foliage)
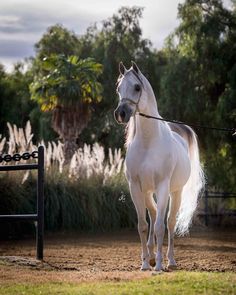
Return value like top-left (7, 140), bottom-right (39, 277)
top-left (0, 3), bottom-right (236, 194)
top-left (0, 122), bottom-right (134, 238)
top-left (29, 106), bottom-right (57, 142)
top-left (30, 54), bottom-right (103, 157)
top-left (30, 55), bottom-right (103, 110)
top-left (0, 63), bottom-right (36, 136)
top-left (0, 172), bottom-right (36, 238)
top-left (160, 0), bottom-right (236, 191)
top-left (44, 173), bottom-right (134, 231)
top-left (34, 24), bottom-right (81, 59)
top-left (76, 6), bottom-right (161, 148)
top-left (0, 170), bottom-right (134, 238)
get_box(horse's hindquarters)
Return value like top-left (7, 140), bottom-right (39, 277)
top-left (170, 137), bottom-right (191, 193)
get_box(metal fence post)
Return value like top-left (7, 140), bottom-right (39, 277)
top-left (0, 147), bottom-right (45, 260)
top-left (36, 146), bottom-right (44, 260)
top-left (204, 190), bottom-right (209, 226)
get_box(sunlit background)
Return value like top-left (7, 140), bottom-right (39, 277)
top-left (0, 1), bottom-right (236, 292)
top-left (1, 0), bottom-right (231, 71)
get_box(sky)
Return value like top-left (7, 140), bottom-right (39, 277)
top-left (0, 0), bottom-right (233, 72)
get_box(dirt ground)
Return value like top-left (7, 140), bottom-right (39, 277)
top-left (0, 228), bottom-right (235, 284)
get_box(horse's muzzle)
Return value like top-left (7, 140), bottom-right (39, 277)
top-left (114, 104), bottom-right (133, 124)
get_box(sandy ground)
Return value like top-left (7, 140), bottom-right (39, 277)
top-left (0, 228), bottom-right (235, 284)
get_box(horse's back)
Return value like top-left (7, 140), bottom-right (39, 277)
top-left (168, 122), bottom-right (195, 149)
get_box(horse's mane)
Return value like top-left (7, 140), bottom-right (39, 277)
top-left (125, 116), bottom-right (136, 148)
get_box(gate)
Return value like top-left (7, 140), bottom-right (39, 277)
top-left (0, 146), bottom-right (44, 260)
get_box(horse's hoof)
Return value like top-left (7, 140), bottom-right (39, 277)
top-left (167, 264), bottom-right (177, 270)
top-left (141, 267), bottom-right (151, 271)
top-left (141, 264), bottom-right (151, 271)
top-left (154, 265), bottom-right (163, 272)
top-left (149, 258), bottom-right (156, 267)
top-left (141, 261), bottom-right (151, 271)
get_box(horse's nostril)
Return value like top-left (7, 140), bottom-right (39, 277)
top-left (120, 110), bottom-right (126, 119)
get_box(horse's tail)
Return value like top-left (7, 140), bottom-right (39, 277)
top-left (175, 127), bottom-right (205, 236)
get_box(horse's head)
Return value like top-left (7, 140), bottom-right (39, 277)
top-left (114, 61), bottom-right (146, 124)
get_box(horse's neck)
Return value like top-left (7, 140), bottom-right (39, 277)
top-left (135, 91), bottom-right (162, 146)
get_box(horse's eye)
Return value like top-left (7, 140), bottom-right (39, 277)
top-left (135, 84), bottom-right (141, 92)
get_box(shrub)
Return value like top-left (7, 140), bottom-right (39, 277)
top-left (0, 122), bottom-right (136, 238)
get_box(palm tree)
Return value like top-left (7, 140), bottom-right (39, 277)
top-left (30, 55), bottom-right (103, 159)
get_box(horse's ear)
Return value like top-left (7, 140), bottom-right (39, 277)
top-left (119, 62), bottom-right (126, 75)
top-left (131, 61), bottom-right (140, 74)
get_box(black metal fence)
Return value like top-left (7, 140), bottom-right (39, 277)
top-left (0, 146), bottom-right (44, 260)
top-left (201, 191), bottom-right (236, 226)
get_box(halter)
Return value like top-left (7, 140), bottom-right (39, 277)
top-left (119, 69), bottom-right (143, 115)
top-left (120, 97), bottom-right (141, 113)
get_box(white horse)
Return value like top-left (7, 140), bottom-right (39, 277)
top-left (114, 62), bottom-right (204, 271)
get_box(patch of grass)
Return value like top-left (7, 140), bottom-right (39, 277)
top-left (0, 271), bottom-right (235, 295)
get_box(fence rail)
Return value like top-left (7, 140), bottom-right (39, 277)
top-left (0, 164), bottom-right (38, 171)
top-left (0, 146), bottom-right (44, 260)
top-left (200, 190), bottom-right (236, 226)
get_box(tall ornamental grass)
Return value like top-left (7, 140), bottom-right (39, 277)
top-left (0, 122), bottom-right (136, 238)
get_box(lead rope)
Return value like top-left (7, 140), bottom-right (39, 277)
top-left (138, 112), bottom-right (236, 136)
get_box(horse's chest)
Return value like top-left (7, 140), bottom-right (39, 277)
top-left (125, 148), bottom-right (172, 193)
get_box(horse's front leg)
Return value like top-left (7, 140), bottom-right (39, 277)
top-left (146, 193), bottom-right (157, 267)
top-left (129, 181), bottom-right (150, 271)
top-left (154, 181), bottom-right (170, 271)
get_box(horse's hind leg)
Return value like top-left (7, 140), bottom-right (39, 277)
top-left (167, 189), bottom-right (182, 269)
top-left (129, 182), bottom-right (150, 271)
top-left (146, 193), bottom-right (157, 267)
top-left (154, 181), bottom-right (170, 271)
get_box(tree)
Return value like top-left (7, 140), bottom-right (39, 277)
top-left (30, 55), bottom-right (103, 159)
top-left (76, 7), bottom-right (159, 149)
top-left (29, 8), bottom-right (161, 149)
top-left (160, 0), bottom-right (236, 190)
top-left (34, 24), bottom-right (81, 59)
top-left (0, 63), bottom-right (37, 137)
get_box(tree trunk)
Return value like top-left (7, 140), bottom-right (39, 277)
top-left (51, 103), bottom-right (91, 162)
top-left (63, 138), bottom-right (78, 162)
